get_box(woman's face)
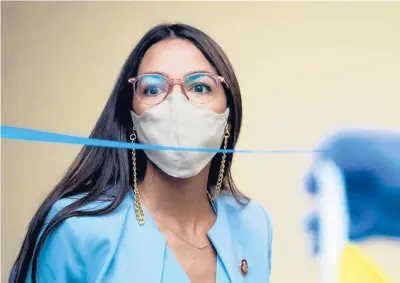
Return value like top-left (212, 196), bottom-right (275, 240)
top-left (133, 38), bottom-right (228, 116)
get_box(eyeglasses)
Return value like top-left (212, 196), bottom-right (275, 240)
top-left (128, 72), bottom-right (228, 105)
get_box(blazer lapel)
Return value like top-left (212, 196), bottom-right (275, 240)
top-left (128, 191), bottom-right (167, 283)
top-left (208, 197), bottom-right (245, 283)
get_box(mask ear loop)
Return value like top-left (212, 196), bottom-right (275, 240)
top-left (130, 127), bottom-right (145, 225)
top-left (208, 124), bottom-right (230, 201)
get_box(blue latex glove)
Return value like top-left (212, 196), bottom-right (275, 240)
top-left (304, 129), bottom-right (400, 256)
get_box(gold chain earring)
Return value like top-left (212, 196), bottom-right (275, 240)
top-left (130, 128), bottom-right (145, 225)
top-left (207, 125), bottom-right (230, 201)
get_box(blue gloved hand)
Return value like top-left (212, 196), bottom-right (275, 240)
top-left (304, 129), bottom-right (400, 256)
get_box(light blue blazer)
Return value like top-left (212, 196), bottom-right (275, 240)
top-left (25, 190), bottom-right (273, 283)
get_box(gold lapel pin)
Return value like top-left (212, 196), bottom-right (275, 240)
top-left (239, 259), bottom-right (248, 276)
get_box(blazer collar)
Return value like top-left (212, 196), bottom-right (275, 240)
top-left (128, 190), bottom-right (167, 283)
top-left (208, 196), bottom-right (244, 283)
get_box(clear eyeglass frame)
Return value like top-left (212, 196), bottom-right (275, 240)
top-left (127, 72), bottom-right (229, 106)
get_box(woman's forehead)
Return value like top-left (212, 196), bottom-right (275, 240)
top-left (138, 38), bottom-right (216, 77)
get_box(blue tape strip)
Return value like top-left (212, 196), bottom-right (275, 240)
top-left (0, 125), bottom-right (325, 154)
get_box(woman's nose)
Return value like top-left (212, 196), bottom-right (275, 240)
top-left (169, 84), bottom-right (189, 99)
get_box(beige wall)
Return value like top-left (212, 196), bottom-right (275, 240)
top-left (2, 2), bottom-right (400, 282)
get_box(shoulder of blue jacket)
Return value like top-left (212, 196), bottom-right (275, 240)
top-left (217, 193), bottom-right (273, 240)
top-left (44, 190), bottom-right (134, 239)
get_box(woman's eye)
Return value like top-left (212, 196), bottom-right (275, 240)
top-left (143, 85), bottom-right (163, 96)
top-left (189, 83), bottom-right (212, 93)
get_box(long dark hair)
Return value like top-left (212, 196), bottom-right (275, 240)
top-left (10, 23), bottom-right (248, 283)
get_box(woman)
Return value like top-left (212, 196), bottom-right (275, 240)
top-left (10, 23), bottom-right (273, 283)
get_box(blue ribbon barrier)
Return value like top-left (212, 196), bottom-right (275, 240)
top-left (1, 125), bottom-right (326, 155)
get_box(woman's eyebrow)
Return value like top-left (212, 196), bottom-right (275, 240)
top-left (139, 71), bottom-right (168, 77)
top-left (139, 70), bottom-right (217, 78)
top-left (183, 70), bottom-right (216, 77)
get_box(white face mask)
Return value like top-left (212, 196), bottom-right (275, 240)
top-left (130, 93), bottom-right (230, 178)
